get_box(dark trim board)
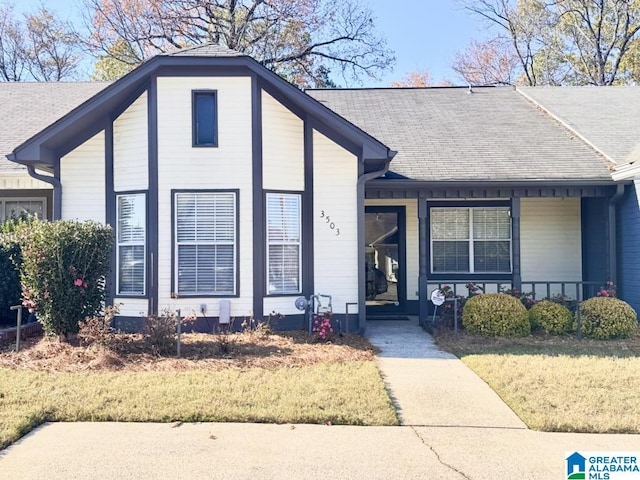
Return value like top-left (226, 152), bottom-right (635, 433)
top-left (105, 119), bottom-right (115, 307)
top-left (302, 121), bottom-right (315, 303)
top-left (252, 74), bottom-right (265, 320)
top-left (148, 75), bottom-right (159, 316)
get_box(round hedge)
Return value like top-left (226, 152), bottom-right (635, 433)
top-left (578, 297), bottom-right (638, 339)
top-left (462, 293), bottom-right (530, 337)
top-left (528, 300), bottom-right (572, 335)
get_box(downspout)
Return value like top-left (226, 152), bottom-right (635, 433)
top-left (26, 165), bottom-right (62, 220)
top-left (608, 183), bottom-right (625, 287)
top-left (357, 156), bottom-right (394, 334)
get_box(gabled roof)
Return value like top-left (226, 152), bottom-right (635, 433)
top-left (0, 82), bottom-right (109, 174)
top-left (7, 44), bottom-right (392, 171)
top-left (307, 86), bottom-right (615, 183)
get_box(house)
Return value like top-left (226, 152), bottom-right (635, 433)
top-left (2, 45), bottom-right (632, 332)
top-left (0, 83), bottom-right (107, 223)
top-left (514, 86), bottom-right (640, 314)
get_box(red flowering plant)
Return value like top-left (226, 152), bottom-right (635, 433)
top-left (597, 281), bottom-right (617, 298)
top-left (312, 311), bottom-right (335, 342)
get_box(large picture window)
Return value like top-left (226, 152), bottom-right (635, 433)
top-left (266, 193), bottom-right (301, 295)
top-left (175, 191), bottom-right (236, 296)
top-left (192, 90), bottom-right (218, 147)
top-left (431, 207), bottom-right (511, 274)
top-left (116, 194), bottom-right (146, 296)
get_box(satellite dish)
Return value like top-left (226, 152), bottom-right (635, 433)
top-left (430, 288), bottom-right (445, 306)
top-left (294, 296), bottom-right (308, 311)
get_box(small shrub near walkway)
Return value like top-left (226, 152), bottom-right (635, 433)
top-left (436, 332), bottom-right (640, 433)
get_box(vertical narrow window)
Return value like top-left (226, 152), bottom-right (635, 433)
top-left (117, 194), bottom-right (146, 295)
top-left (266, 193), bottom-right (301, 294)
top-left (192, 90), bottom-right (218, 147)
top-left (175, 191), bottom-right (236, 295)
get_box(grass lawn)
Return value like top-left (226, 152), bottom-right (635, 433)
top-left (436, 332), bottom-right (640, 433)
top-left (0, 332), bottom-right (398, 450)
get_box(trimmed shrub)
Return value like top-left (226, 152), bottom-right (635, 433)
top-left (528, 300), bottom-right (572, 335)
top-left (19, 220), bottom-right (112, 339)
top-left (578, 297), bottom-right (638, 340)
top-left (462, 293), bottom-right (530, 337)
top-left (0, 236), bottom-right (22, 324)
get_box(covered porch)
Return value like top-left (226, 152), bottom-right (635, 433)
top-left (363, 181), bottom-right (623, 329)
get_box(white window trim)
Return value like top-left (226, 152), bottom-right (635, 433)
top-left (0, 197), bottom-right (47, 222)
top-left (116, 193), bottom-right (146, 296)
top-left (430, 206), bottom-right (512, 274)
top-left (174, 191), bottom-right (237, 296)
top-left (266, 192), bottom-right (302, 295)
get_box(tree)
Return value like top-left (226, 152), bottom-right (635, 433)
top-left (80, 0), bottom-right (395, 87)
top-left (452, 38), bottom-right (522, 85)
top-left (390, 69), bottom-right (432, 87)
top-left (0, 3), bottom-right (81, 81)
top-left (458, 0), bottom-right (640, 86)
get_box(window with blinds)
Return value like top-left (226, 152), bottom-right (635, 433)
top-left (117, 194), bottom-right (146, 295)
top-left (266, 193), bottom-right (301, 294)
top-left (175, 191), bottom-right (236, 296)
top-left (431, 207), bottom-right (511, 274)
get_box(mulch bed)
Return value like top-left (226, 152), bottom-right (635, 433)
top-left (0, 330), bottom-right (378, 372)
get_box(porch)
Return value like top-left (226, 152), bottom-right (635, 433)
top-left (363, 181), bottom-right (622, 329)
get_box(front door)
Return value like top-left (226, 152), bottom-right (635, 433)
top-left (365, 206), bottom-right (406, 315)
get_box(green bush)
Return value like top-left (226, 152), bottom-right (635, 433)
top-left (528, 300), bottom-right (573, 335)
top-left (19, 220), bottom-right (112, 339)
top-left (578, 297), bottom-right (638, 339)
top-left (0, 235), bottom-right (22, 324)
top-left (462, 293), bottom-right (530, 337)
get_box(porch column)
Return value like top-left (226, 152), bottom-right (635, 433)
top-left (418, 195), bottom-right (428, 327)
top-left (511, 197), bottom-right (522, 292)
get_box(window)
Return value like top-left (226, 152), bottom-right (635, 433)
top-left (175, 191), bottom-right (236, 296)
top-left (192, 90), bottom-right (217, 147)
top-left (431, 207), bottom-right (511, 274)
top-left (117, 194), bottom-right (146, 296)
top-left (266, 193), bottom-right (301, 294)
top-left (0, 198), bottom-right (46, 222)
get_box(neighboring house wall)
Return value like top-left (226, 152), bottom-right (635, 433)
top-left (521, 197), bottom-right (582, 293)
top-left (156, 76), bottom-right (254, 318)
top-left (313, 130), bottom-right (359, 315)
top-left (114, 92), bottom-right (149, 192)
top-left (60, 131), bottom-right (106, 222)
top-left (617, 180), bottom-right (640, 313)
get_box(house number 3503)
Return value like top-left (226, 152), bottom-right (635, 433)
top-left (320, 210), bottom-right (340, 236)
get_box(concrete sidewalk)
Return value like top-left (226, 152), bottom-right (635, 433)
top-left (365, 319), bottom-right (526, 428)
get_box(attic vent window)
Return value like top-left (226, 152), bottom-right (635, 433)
top-left (192, 90), bottom-right (218, 147)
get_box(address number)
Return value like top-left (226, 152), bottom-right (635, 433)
top-left (320, 210), bottom-right (340, 236)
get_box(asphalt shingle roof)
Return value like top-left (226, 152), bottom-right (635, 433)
top-left (165, 43), bottom-right (245, 57)
top-left (0, 82), bottom-right (109, 174)
top-left (307, 86), bottom-right (614, 182)
top-left (518, 86), bottom-right (640, 166)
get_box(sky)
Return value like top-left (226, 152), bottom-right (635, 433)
top-left (18, 0), bottom-right (490, 87)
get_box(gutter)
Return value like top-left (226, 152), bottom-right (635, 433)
top-left (608, 183), bottom-right (625, 286)
top-left (356, 154), bottom-right (395, 334)
top-left (25, 165), bottom-right (61, 220)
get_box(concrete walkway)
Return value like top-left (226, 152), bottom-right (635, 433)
top-left (2, 320), bottom-right (640, 479)
top-left (365, 319), bottom-right (526, 428)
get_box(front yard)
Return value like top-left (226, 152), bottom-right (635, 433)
top-left (0, 332), bottom-right (398, 450)
top-left (436, 332), bottom-right (640, 433)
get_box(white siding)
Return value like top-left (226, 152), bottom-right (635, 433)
top-left (60, 131), bottom-right (105, 222)
top-left (114, 92), bottom-right (148, 191)
top-left (115, 298), bottom-right (148, 317)
top-left (264, 297), bottom-right (301, 317)
top-left (156, 76), bottom-right (253, 318)
top-left (365, 199), bottom-right (419, 300)
top-left (313, 130), bottom-right (358, 314)
top-left (262, 92), bottom-right (304, 191)
top-left (521, 198), bottom-right (582, 284)
top-left (0, 173), bottom-right (52, 190)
